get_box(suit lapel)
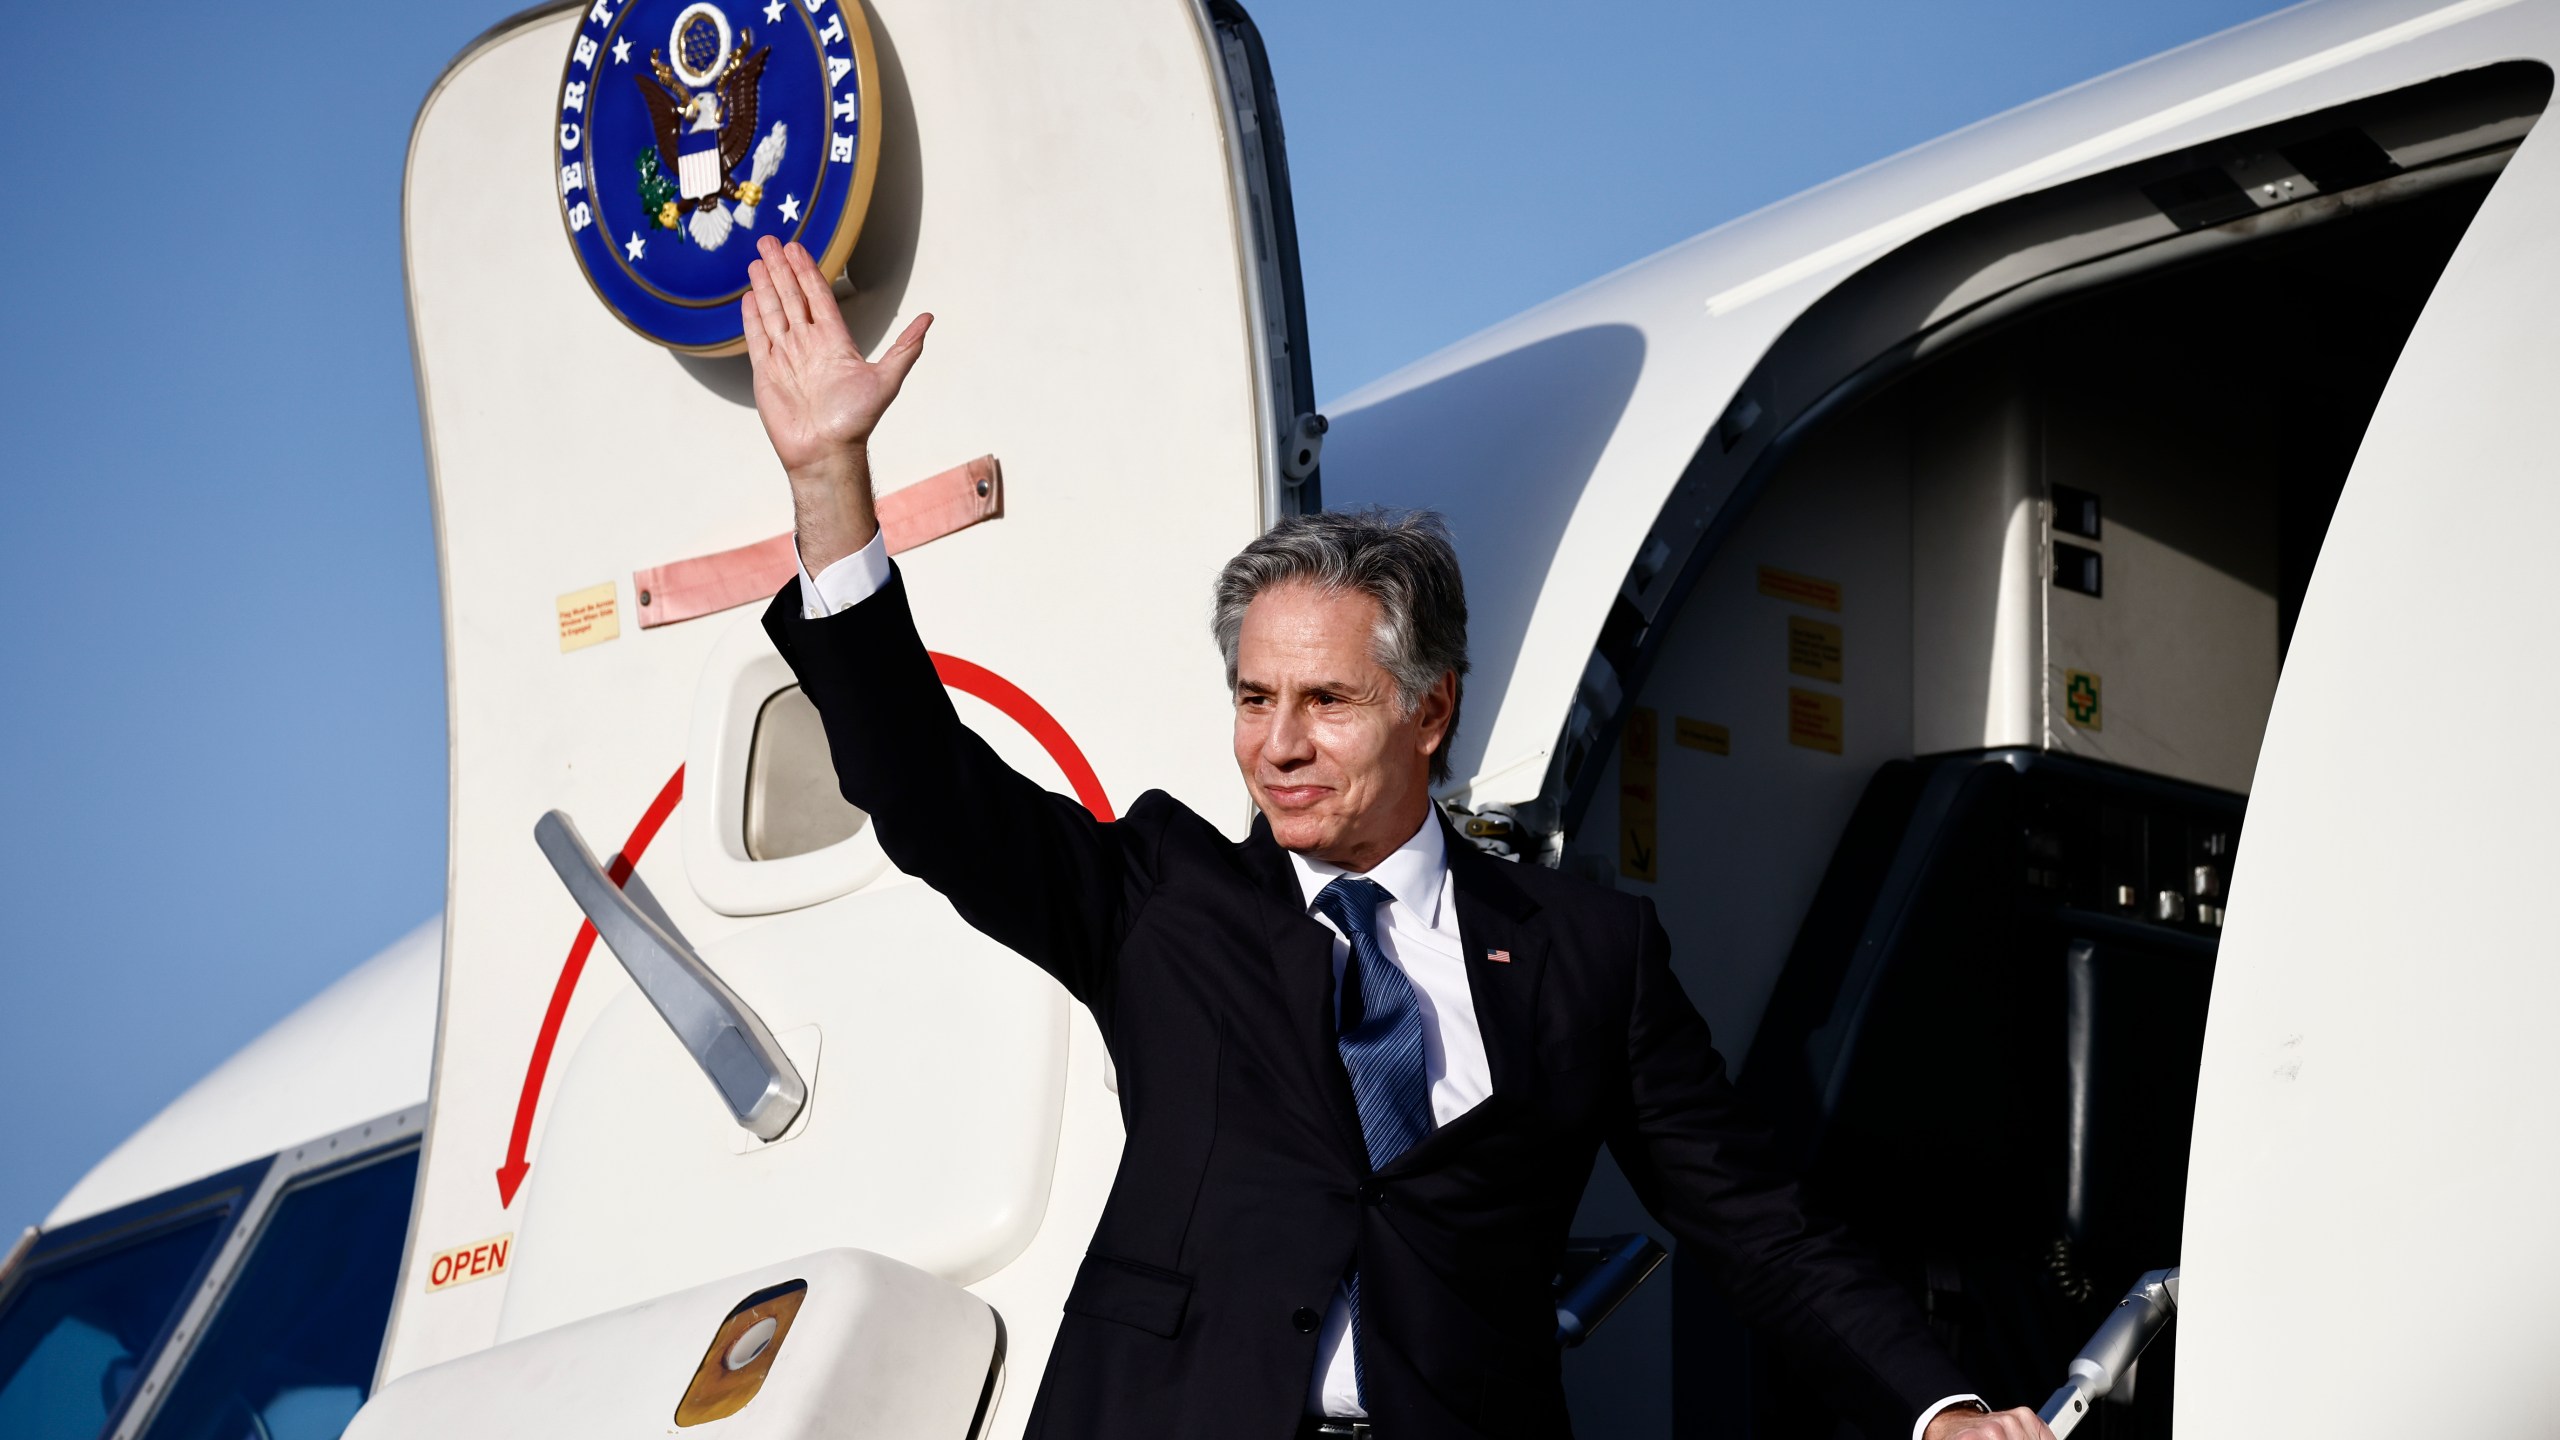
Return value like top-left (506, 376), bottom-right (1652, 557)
top-left (1241, 818), bottom-right (1371, 1171)
top-left (1377, 820), bottom-right (1547, 1175)
top-left (1445, 820), bottom-right (1547, 1103)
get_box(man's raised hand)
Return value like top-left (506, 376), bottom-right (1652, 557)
top-left (740, 234), bottom-right (931, 573)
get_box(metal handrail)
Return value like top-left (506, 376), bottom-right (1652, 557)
top-left (2039, 1266), bottom-right (2179, 1437)
top-left (1554, 1233), bottom-right (1668, 1347)
top-left (535, 810), bottom-right (808, 1141)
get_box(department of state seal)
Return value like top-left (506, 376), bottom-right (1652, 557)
top-left (555, 0), bottom-right (880, 354)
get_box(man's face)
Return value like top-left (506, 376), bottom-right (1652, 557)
top-left (1232, 581), bottom-right (1454, 867)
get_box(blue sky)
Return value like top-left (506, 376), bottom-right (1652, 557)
top-left (0, 0), bottom-right (2291, 1232)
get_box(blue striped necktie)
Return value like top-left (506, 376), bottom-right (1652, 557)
top-left (1311, 874), bottom-right (1434, 1406)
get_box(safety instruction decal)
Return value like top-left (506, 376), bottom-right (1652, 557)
top-left (2065, 669), bottom-right (2103, 731)
top-left (1675, 717), bottom-right (1729, 756)
top-left (557, 582), bottom-right (620, 652)
top-left (1758, 566), bottom-right (1842, 612)
top-left (1620, 707), bottom-right (1658, 882)
top-left (425, 1233), bottom-right (514, 1292)
top-left (1787, 688), bottom-right (1844, 755)
top-left (1786, 616), bottom-right (1844, 683)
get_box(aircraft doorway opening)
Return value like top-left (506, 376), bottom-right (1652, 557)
top-left (1565, 146), bottom-right (2525, 1438)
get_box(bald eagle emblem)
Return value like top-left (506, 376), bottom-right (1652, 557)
top-left (634, 3), bottom-right (787, 252)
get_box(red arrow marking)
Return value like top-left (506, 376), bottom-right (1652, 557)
top-left (496, 764), bottom-right (686, 1207)
top-left (493, 655), bottom-right (1111, 1207)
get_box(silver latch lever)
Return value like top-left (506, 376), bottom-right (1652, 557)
top-left (534, 810), bottom-right (808, 1141)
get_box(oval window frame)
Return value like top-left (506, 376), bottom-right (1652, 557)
top-left (683, 614), bottom-right (895, 917)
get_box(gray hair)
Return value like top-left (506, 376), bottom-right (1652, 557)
top-left (1211, 508), bottom-right (1470, 783)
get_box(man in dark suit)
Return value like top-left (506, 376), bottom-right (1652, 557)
top-left (736, 236), bottom-right (2054, 1440)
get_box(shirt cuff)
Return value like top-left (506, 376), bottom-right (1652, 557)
top-left (1913, 1394), bottom-right (1989, 1440)
top-left (798, 529), bottom-right (891, 619)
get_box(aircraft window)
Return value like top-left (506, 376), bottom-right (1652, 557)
top-left (141, 1147), bottom-right (417, 1440)
top-left (0, 1213), bottom-right (225, 1440)
top-left (743, 685), bottom-right (868, 862)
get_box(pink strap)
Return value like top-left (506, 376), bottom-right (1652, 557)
top-left (879, 453), bottom-right (1003, 559)
top-left (633, 455), bottom-right (1003, 629)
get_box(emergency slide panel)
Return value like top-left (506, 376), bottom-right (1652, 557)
top-left (347, 1248), bottom-right (996, 1440)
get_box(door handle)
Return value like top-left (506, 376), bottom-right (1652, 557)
top-left (535, 810), bottom-right (809, 1141)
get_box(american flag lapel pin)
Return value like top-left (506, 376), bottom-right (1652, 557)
top-left (1486, 948), bottom-right (1512, 964)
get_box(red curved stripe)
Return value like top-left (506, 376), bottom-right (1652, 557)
top-left (930, 651), bottom-right (1116, 822)
top-left (496, 653), bottom-right (1109, 1206)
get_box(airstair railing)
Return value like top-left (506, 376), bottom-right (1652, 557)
top-left (2039, 1267), bottom-right (2178, 1437)
top-left (1554, 1233), bottom-right (1668, 1347)
top-left (535, 811), bottom-right (809, 1141)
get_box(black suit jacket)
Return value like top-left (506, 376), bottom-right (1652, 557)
top-left (764, 571), bottom-right (1971, 1439)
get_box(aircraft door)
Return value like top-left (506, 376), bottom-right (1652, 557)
top-left (385, 3), bottom-right (1310, 1431)
top-left (2171, 80), bottom-right (2560, 1438)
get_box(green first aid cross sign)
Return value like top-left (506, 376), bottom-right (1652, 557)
top-left (2065, 669), bottom-right (2102, 731)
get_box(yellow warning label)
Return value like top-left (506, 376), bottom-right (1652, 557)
top-left (1787, 688), bottom-right (1844, 754)
top-left (2064, 669), bottom-right (2103, 731)
top-left (1675, 717), bottom-right (1730, 756)
top-left (556, 582), bottom-right (620, 652)
top-left (1786, 616), bottom-right (1843, 682)
top-left (1758, 566), bottom-right (1842, 612)
top-left (1620, 707), bottom-right (1658, 882)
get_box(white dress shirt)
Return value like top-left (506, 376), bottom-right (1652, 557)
top-left (799, 529), bottom-right (893, 616)
top-left (798, 528), bottom-right (1980, 1436)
